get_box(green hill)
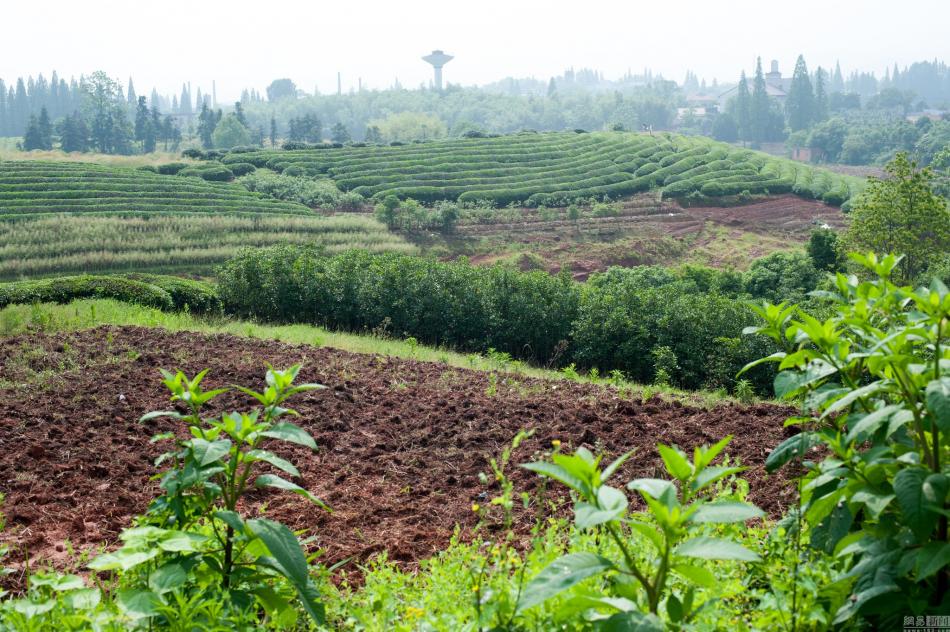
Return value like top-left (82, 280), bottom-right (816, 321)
top-left (222, 131), bottom-right (864, 207)
top-left (0, 160), bottom-right (414, 279)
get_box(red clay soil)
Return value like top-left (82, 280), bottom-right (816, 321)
top-left (0, 326), bottom-right (798, 582)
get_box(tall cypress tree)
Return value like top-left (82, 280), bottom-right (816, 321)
top-left (814, 67), bottom-right (828, 123)
top-left (37, 106), bottom-right (53, 149)
top-left (734, 71), bottom-right (751, 142)
top-left (750, 57), bottom-right (770, 144)
top-left (127, 77), bottom-right (136, 105)
top-left (786, 55), bottom-right (815, 131)
top-left (134, 95), bottom-right (149, 143)
top-left (832, 61), bottom-right (845, 93)
top-left (270, 115), bottom-right (277, 147)
top-left (22, 114), bottom-right (42, 150)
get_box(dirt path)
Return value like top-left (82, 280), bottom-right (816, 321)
top-left (0, 326), bottom-right (797, 578)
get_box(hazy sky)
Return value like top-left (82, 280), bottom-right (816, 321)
top-left (2, 0), bottom-right (947, 102)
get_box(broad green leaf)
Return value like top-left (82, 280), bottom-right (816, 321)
top-left (148, 563), bottom-right (186, 594)
top-left (30, 574), bottom-right (85, 591)
top-left (926, 378), bottom-right (950, 432)
top-left (517, 552), bottom-right (615, 612)
top-left (657, 444), bottom-right (692, 481)
top-left (139, 410), bottom-right (180, 423)
top-left (810, 502), bottom-right (853, 554)
top-left (190, 438), bottom-right (232, 467)
top-left (251, 586), bottom-right (298, 629)
top-left (214, 510), bottom-right (246, 533)
top-left (690, 466), bottom-right (746, 493)
top-left (765, 433), bottom-right (819, 473)
top-left (821, 381), bottom-right (888, 418)
top-left (850, 489), bottom-right (894, 519)
top-left (116, 589), bottom-right (160, 619)
top-left (894, 467), bottom-right (939, 542)
top-left (626, 519), bottom-right (663, 551)
top-left (261, 422), bottom-right (317, 450)
top-left (597, 611), bottom-right (665, 631)
top-left (690, 501), bottom-right (764, 524)
top-left (247, 518), bottom-right (325, 625)
top-left (64, 588), bottom-right (101, 610)
top-left (694, 435), bottom-right (732, 470)
top-left (575, 486), bottom-right (628, 530)
top-left (255, 474), bottom-right (329, 510)
top-left (917, 542), bottom-right (950, 580)
top-left (672, 563), bottom-right (716, 588)
top-left (88, 547), bottom-right (158, 572)
top-left (522, 461), bottom-right (591, 498)
top-left (247, 449), bottom-right (300, 478)
top-left (627, 478), bottom-right (675, 502)
top-left (9, 599), bottom-right (55, 617)
top-left (844, 405), bottom-right (902, 444)
top-left (157, 531), bottom-right (207, 552)
top-left (674, 536), bottom-right (760, 562)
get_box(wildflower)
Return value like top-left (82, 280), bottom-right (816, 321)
top-left (405, 606), bottom-right (424, 620)
top-left (471, 503), bottom-right (480, 512)
top-left (551, 439), bottom-right (561, 448)
top-left (472, 584), bottom-right (480, 593)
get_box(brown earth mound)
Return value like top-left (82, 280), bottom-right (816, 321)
top-left (0, 326), bottom-right (797, 580)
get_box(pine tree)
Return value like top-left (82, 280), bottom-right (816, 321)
top-left (127, 77), bottom-right (136, 105)
top-left (269, 115), bottom-right (277, 147)
top-left (60, 111), bottom-right (89, 152)
top-left (37, 106), bottom-right (53, 149)
top-left (331, 122), bottom-right (350, 143)
top-left (197, 102), bottom-right (215, 149)
top-left (547, 78), bottom-right (557, 99)
top-left (234, 102), bottom-right (247, 127)
top-left (786, 55), bottom-right (815, 131)
top-left (22, 114), bottom-right (43, 150)
top-left (134, 96), bottom-right (149, 143)
top-left (832, 61), bottom-right (845, 93)
top-left (750, 58), bottom-right (770, 144)
top-left (734, 71), bottom-right (751, 142)
top-left (179, 83), bottom-right (191, 115)
top-left (814, 67), bottom-right (828, 123)
top-left (145, 106), bottom-right (160, 153)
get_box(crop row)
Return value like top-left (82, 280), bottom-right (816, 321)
top-left (215, 132), bottom-right (861, 207)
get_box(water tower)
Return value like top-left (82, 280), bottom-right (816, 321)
top-left (422, 50), bottom-right (453, 91)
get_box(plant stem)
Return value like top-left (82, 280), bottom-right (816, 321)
top-left (222, 525), bottom-right (234, 589)
top-left (605, 522), bottom-right (654, 611)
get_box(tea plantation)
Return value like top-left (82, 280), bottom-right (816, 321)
top-left (222, 131), bottom-right (864, 206)
top-left (0, 160), bottom-right (414, 279)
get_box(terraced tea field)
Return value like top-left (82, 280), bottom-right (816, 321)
top-left (224, 131), bottom-right (863, 206)
top-left (0, 161), bottom-right (414, 279)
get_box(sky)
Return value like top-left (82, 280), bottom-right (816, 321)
top-left (2, 0), bottom-right (947, 102)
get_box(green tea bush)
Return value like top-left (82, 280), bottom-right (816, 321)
top-left (118, 273), bottom-right (221, 313)
top-left (0, 275), bottom-right (173, 310)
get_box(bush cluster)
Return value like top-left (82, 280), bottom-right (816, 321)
top-left (215, 247), bottom-right (820, 391)
top-left (0, 275), bottom-right (175, 310)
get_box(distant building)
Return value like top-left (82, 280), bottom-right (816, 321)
top-left (906, 109), bottom-right (948, 123)
top-left (718, 60), bottom-right (791, 108)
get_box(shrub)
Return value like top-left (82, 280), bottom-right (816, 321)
top-left (156, 162), bottom-right (189, 175)
top-left (743, 252), bottom-right (950, 624)
top-left (227, 162), bottom-right (257, 177)
top-left (0, 275), bottom-right (173, 310)
top-left (118, 274), bottom-right (221, 313)
top-left (181, 148), bottom-right (205, 160)
top-left (178, 165), bottom-right (234, 182)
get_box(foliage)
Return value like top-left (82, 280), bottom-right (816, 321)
top-left (521, 438), bottom-right (762, 624)
top-left (743, 252), bottom-right (950, 624)
top-left (117, 274), bottom-right (221, 313)
top-left (0, 275), bottom-right (175, 310)
top-left (214, 131), bottom-right (861, 208)
top-left (839, 153), bottom-right (950, 284)
top-left (367, 111), bottom-right (448, 143)
top-left (212, 114), bottom-right (251, 149)
top-left (743, 250), bottom-right (822, 302)
top-left (217, 247), bottom-right (786, 392)
top-left (808, 228), bottom-right (842, 272)
top-left (237, 170), bottom-right (350, 209)
top-left (0, 161), bottom-right (411, 278)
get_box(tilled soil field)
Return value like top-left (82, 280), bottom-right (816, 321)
top-left (0, 326), bottom-right (797, 580)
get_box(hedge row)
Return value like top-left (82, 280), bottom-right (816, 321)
top-left (216, 246), bottom-right (783, 392)
top-left (0, 274), bottom-right (222, 313)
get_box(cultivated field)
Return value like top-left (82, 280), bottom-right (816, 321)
top-left (223, 131), bottom-right (864, 206)
top-left (0, 160), bottom-right (415, 279)
top-left (0, 325), bottom-right (794, 576)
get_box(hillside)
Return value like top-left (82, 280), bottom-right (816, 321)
top-left (0, 160), bottom-right (414, 279)
top-left (222, 131), bottom-right (864, 207)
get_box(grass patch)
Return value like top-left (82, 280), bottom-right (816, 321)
top-left (0, 299), bottom-right (742, 408)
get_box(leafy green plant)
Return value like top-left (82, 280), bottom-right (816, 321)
top-left (519, 437), bottom-right (762, 627)
top-left (742, 252), bottom-right (950, 623)
top-left (88, 364), bottom-right (330, 626)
